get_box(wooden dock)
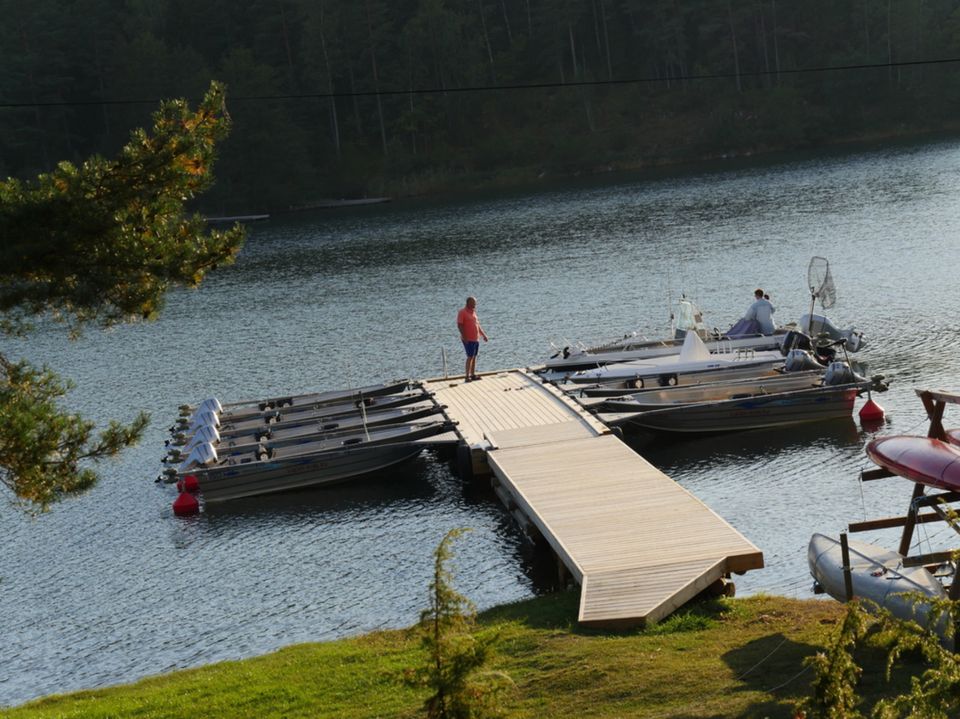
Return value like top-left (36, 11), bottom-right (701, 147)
top-left (422, 369), bottom-right (764, 628)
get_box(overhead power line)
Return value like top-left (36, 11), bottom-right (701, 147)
top-left (0, 56), bottom-right (957, 109)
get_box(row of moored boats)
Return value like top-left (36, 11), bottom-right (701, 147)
top-left (534, 297), bottom-right (884, 434)
top-left (159, 380), bottom-right (457, 509)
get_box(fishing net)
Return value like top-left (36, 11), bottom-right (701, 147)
top-left (807, 256), bottom-right (837, 309)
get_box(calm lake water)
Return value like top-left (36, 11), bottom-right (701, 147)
top-left (5, 140), bottom-right (960, 706)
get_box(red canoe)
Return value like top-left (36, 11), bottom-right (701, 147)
top-left (866, 435), bottom-right (960, 491)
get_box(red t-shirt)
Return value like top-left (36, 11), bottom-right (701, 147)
top-left (457, 307), bottom-right (481, 341)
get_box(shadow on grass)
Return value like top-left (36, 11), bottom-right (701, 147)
top-left (481, 591), bottom-right (733, 636)
top-left (723, 627), bottom-right (922, 718)
top-left (721, 632), bottom-right (825, 718)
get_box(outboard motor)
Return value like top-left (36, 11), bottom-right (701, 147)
top-left (184, 424), bottom-right (220, 452)
top-left (187, 409), bottom-right (220, 432)
top-left (779, 330), bottom-right (813, 356)
top-left (824, 361), bottom-right (864, 386)
top-left (191, 397), bottom-right (222, 419)
top-left (785, 349), bottom-right (824, 372)
top-left (179, 441), bottom-right (218, 472)
top-left (179, 397), bottom-right (222, 419)
top-left (798, 314), bottom-right (866, 353)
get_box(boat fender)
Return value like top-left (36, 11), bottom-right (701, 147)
top-left (342, 437), bottom-right (364, 446)
top-left (322, 423), bottom-right (339, 430)
top-left (859, 398), bottom-right (885, 422)
top-left (181, 474), bottom-right (200, 492)
top-left (628, 378), bottom-right (645, 390)
top-left (179, 442), bottom-right (217, 471)
top-left (172, 491), bottom-right (200, 516)
top-left (658, 374), bottom-right (678, 387)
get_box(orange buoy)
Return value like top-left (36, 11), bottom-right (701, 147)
top-left (172, 491), bottom-right (200, 516)
top-left (859, 397), bottom-right (885, 423)
top-left (182, 474), bottom-right (200, 493)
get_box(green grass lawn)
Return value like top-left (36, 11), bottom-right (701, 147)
top-left (4, 593), bottom-right (926, 719)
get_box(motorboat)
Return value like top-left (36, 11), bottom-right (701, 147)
top-left (557, 331), bottom-right (788, 389)
top-left (596, 370), bottom-right (826, 413)
top-left (808, 533), bottom-right (951, 644)
top-left (164, 420), bottom-right (456, 503)
top-left (176, 379), bottom-right (415, 427)
top-left (601, 378), bottom-right (867, 433)
top-left (541, 288), bottom-right (865, 375)
top-left (164, 402), bottom-right (446, 463)
top-left (543, 297), bottom-right (785, 373)
top-left (173, 389), bottom-right (430, 438)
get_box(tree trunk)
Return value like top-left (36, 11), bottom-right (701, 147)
top-left (568, 23), bottom-right (579, 78)
top-left (771, 0), bottom-right (780, 85)
top-left (18, 21), bottom-right (49, 169)
top-left (279, 2), bottom-right (296, 88)
top-left (364, 0), bottom-right (388, 157)
top-left (757, 1), bottom-right (770, 88)
top-left (92, 30), bottom-right (111, 144)
top-left (500, 0), bottom-right (513, 45)
top-left (887, 0), bottom-right (894, 86)
top-left (407, 45), bottom-right (417, 155)
top-left (317, 9), bottom-right (341, 158)
top-left (599, 0), bottom-right (613, 80)
top-left (478, 0), bottom-right (496, 81)
top-left (348, 65), bottom-right (363, 136)
top-left (727, 0), bottom-right (742, 92)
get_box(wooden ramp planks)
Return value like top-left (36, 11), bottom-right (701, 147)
top-left (423, 369), bottom-right (607, 448)
top-left (486, 434), bottom-right (764, 627)
top-left (424, 368), bottom-right (764, 628)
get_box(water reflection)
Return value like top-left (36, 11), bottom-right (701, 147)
top-left (632, 417), bottom-right (863, 474)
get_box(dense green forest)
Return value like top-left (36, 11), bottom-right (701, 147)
top-left (3, 0), bottom-right (960, 212)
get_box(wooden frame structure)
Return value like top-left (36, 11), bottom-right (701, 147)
top-left (847, 389), bottom-right (960, 639)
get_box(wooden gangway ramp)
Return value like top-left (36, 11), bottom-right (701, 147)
top-left (422, 369), bottom-right (764, 628)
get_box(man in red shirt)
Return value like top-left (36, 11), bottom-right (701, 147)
top-left (456, 296), bottom-right (488, 382)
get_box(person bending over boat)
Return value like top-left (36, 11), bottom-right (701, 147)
top-left (457, 296), bottom-right (488, 382)
top-left (745, 288), bottom-right (776, 335)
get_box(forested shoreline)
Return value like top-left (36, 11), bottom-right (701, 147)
top-left (4, 0), bottom-right (960, 213)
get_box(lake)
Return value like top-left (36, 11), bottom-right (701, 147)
top-left (4, 139), bottom-right (960, 707)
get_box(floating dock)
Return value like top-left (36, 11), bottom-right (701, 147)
top-left (422, 369), bottom-right (764, 628)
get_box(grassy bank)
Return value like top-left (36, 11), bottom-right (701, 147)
top-left (5, 592), bottom-right (928, 718)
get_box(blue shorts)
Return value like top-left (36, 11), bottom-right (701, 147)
top-left (463, 341), bottom-right (480, 358)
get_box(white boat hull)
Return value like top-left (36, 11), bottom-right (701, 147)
top-left (808, 533), bottom-right (952, 645)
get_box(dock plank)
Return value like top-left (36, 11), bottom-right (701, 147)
top-left (426, 369), bottom-right (764, 627)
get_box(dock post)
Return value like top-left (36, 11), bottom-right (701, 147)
top-left (441, 348), bottom-right (448, 379)
top-left (840, 532), bottom-right (854, 602)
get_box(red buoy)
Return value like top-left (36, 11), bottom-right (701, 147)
top-left (182, 474), bottom-right (200, 493)
top-left (859, 397), bottom-right (885, 423)
top-left (172, 491), bottom-right (200, 516)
